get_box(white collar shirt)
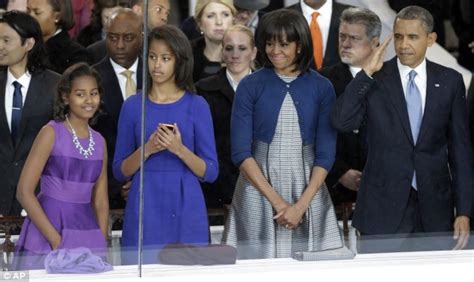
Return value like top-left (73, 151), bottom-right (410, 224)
top-left (397, 58), bottom-right (427, 114)
top-left (4, 69), bottom-right (32, 131)
top-left (300, 0), bottom-right (333, 57)
top-left (110, 58), bottom-right (139, 100)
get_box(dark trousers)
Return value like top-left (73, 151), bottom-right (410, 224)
top-left (358, 188), bottom-right (454, 253)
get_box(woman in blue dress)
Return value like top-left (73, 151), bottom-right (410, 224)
top-left (223, 9), bottom-right (344, 259)
top-left (113, 25), bottom-right (218, 264)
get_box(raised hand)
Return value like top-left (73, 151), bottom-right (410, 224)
top-left (363, 33), bottom-right (393, 77)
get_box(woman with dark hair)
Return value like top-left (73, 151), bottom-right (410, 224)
top-left (222, 9), bottom-right (344, 259)
top-left (14, 63), bottom-right (108, 270)
top-left (75, 0), bottom-right (130, 47)
top-left (27, 0), bottom-right (90, 74)
top-left (113, 25), bottom-right (218, 264)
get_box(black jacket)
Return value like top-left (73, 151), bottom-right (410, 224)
top-left (45, 30), bottom-right (90, 74)
top-left (196, 69), bottom-right (239, 207)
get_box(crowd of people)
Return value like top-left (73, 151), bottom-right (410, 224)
top-left (0, 0), bottom-right (473, 270)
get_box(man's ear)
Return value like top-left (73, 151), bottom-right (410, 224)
top-left (24, 38), bottom-right (35, 52)
top-left (427, 32), bottom-right (437, 47)
top-left (370, 37), bottom-right (380, 49)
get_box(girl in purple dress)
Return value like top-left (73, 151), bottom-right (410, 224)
top-left (14, 63), bottom-right (109, 270)
top-left (113, 25), bottom-right (218, 264)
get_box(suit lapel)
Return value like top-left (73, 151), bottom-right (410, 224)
top-left (324, 4), bottom-right (340, 67)
top-left (416, 61), bottom-right (438, 145)
top-left (382, 59), bottom-right (415, 145)
top-left (0, 72), bottom-right (14, 151)
top-left (218, 70), bottom-right (235, 103)
top-left (15, 71), bottom-right (42, 148)
top-left (102, 58), bottom-right (124, 116)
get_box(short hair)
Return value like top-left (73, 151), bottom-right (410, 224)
top-left (54, 63), bottom-right (104, 125)
top-left (222, 24), bottom-right (255, 47)
top-left (395, 5), bottom-right (434, 34)
top-left (0, 10), bottom-right (47, 73)
top-left (147, 25), bottom-right (195, 93)
top-left (48, 0), bottom-right (75, 31)
top-left (194, 0), bottom-right (237, 23)
top-left (256, 9), bottom-right (313, 73)
top-left (107, 7), bottom-right (142, 30)
top-left (340, 7), bottom-right (382, 40)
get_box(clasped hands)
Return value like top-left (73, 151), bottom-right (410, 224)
top-left (145, 123), bottom-right (183, 157)
top-left (273, 201), bottom-right (306, 230)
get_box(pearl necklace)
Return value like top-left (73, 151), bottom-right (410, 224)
top-left (66, 115), bottom-right (95, 159)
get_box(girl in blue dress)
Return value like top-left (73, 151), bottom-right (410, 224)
top-left (113, 25), bottom-right (218, 264)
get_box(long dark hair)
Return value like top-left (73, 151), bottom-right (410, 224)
top-left (54, 63), bottom-right (104, 125)
top-left (147, 25), bottom-right (195, 93)
top-left (0, 10), bottom-right (47, 73)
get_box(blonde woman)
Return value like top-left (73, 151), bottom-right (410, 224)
top-left (196, 25), bottom-right (257, 215)
top-left (191, 0), bottom-right (236, 81)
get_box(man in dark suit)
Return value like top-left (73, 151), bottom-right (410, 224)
top-left (287, 0), bottom-right (351, 69)
top-left (88, 0), bottom-right (170, 65)
top-left (331, 5), bottom-right (473, 252)
top-left (93, 8), bottom-right (143, 209)
top-left (0, 11), bottom-right (60, 216)
top-left (321, 7), bottom-right (381, 208)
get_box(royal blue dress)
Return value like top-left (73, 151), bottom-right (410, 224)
top-left (113, 92), bottom-right (218, 264)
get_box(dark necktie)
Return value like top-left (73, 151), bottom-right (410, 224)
top-left (11, 81), bottom-right (23, 143)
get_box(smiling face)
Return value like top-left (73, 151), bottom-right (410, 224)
top-left (265, 34), bottom-right (298, 76)
top-left (338, 22), bottom-right (378, 68)
top-left (63, 75), bottom-right (101, 122)
top-left (0, 23), bottom-right (33, 74)
top-left (222, 30), bottom-right (256, 76)
top-left (393, 18), bottom-right (436, 68)
top-left (148, 39), bottom-right (176, 86)
top-left (198, 2), bottom-right (234, 43)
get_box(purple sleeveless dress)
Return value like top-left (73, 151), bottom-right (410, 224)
top-left (14, 120), bottom-right (107, 270)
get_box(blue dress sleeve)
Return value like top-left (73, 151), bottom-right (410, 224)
top-left (193, 95), bottom-right (219, 183)
top-left (112, 97), bottom-right (138, 182)
top-left (313, 81), bottom-right (337, 171)
top-left (231, 80), bottom-right (254, 167)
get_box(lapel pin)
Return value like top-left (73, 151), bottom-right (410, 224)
top-left (434, 84), bottom-right (440, 87)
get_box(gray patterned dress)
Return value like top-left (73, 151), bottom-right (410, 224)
top-left (222, 74), bottom-right (344, 259)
